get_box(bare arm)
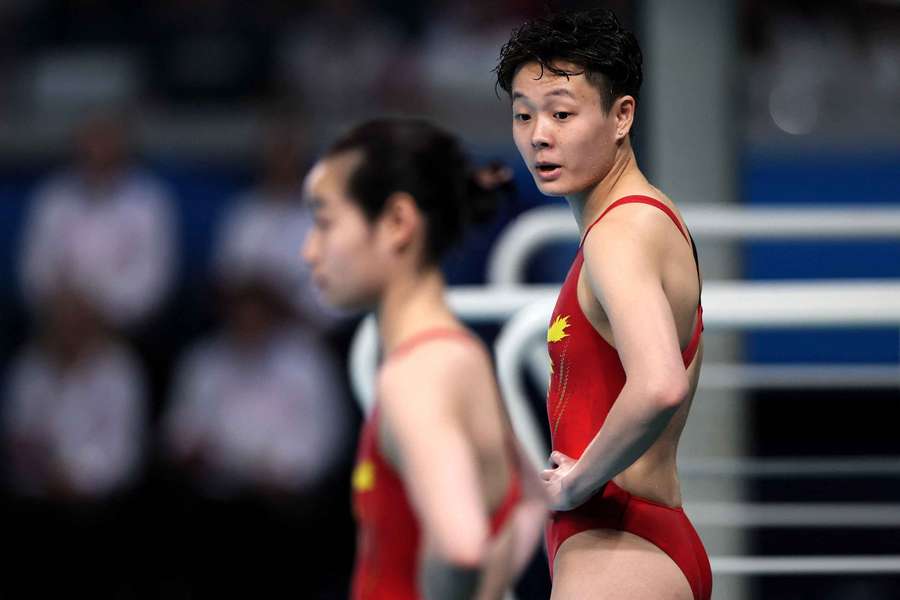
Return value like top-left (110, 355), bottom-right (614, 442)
top-left (542, 209), bottom-right (691, 510)
top-left (474, 439), bottom-right (547, 600)
top-left (506, 440), bottom-right (548, 575)
top-left (378, 342), bottom-right (489, 599)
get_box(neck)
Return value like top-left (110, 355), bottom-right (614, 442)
top-left (376, 266), bottom-right (458, 355)
top-left (565, 141), bottom-right (644, 236)
top-left (82, 164), bottom-right (124, 193)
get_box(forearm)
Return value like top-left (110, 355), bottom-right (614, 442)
top-left (566, 382), bottom-right (680, 504)
top-left (508, 497), bottom-right (546, 575)
top-left (509, 440), bottom-right (548, 574)
top-left (420, 505), bottom-right (544, 600)
top-left (473, 495), bottom-right (546, 600)
top-left (419, 551), bottom-right (481, 600)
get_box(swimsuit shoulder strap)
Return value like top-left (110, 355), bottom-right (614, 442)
top-left (386, 327), bottom-right (478, 362)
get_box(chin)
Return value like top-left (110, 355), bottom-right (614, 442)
top-left (326, 289), bottom-right (376, 313)
top-left (326, 294), bottom-right (360, 312)
top-left (534, 178), bottom-right (574, 198)
top-left (539, 175), bottom-right (600, 199)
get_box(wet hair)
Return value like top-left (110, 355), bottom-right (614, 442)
top-left (495, 8), bottom-right (643, 113)
top-left (324, 117), bottom-right (511, 265)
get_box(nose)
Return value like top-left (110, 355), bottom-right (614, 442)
top-left (531, 116), bottom-right (552, 150)
top-left (301, 230), bottom-right (317, 266)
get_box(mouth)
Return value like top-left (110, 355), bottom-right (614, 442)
top-left (534, 162), bottom-right (562, 181)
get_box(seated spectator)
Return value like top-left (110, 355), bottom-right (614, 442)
top-left (19, 110), bottom-right (177, 331)
top-left (277, 1), bottom-right (402, 127)
top-left (213, 118), bottom-right (341, 330)
top-left (4, 285), bottom-right (147, 501)
top-left (163, 280), bottom-right (351, 499)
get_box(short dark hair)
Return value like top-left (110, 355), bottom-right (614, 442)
top-left (495, 8), bottom-right (643, 112)
top-left (325, 118), bottom-right (508, 266)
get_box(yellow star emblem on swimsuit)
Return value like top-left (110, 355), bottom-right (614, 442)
top-left (548, 315), bottom-right (570, 343)
top-left (352, 460), bottom-right (375, 492)
top-left (547, 315), bottom-right (570, 375)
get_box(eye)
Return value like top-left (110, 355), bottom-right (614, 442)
top-left (554, 111), bottom-right (572, 120)
top-left (514, 113), bottom-right (531, 122)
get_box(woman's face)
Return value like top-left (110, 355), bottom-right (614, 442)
top-left (510, 60), bottom-right (622, 198)
top-left (302, 152), bottom-right (390, 312)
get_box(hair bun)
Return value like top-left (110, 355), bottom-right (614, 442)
top-left (472, 161), bottom-right (514, 192)
top-left (465, 160), bottom-right (515, 225)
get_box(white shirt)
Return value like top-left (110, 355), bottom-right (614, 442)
top-left (164, 327), bottom-right (351, 496)
top-left (20, 168), bottom-right (178, 329)
top-left (4, 340), bottom-right (147, 498)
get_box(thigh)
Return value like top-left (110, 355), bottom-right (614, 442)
top-left (550, 528), bottom-right (693, 600)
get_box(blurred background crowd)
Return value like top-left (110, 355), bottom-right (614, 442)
top-left (0, 1), bottom-right (898, 599)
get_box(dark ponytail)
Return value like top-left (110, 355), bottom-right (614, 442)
top-left (325, 118), bottom-right (513, 265)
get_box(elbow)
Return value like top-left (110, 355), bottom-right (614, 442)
top-left (644, 373), bottom-right (689, 412)
top-left (431, 528), bottom-right (487, 570)
top-left (438, 539), bottom-right (485, 570)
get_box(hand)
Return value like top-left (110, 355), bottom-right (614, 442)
top-left (540, 450), bottom-right (581, 511)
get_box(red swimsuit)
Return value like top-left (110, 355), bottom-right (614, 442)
top-left (545, 196), bottom-right (712, 600)
top-left (350, 329), bottom-right (522, 600)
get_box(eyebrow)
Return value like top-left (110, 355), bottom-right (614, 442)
top-left (512, 88), bottom-right (576, 102)
top-left (546, 88), bottom-right (577, 99)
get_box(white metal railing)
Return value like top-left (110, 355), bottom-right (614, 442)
top-left (520, 341), bottom-right (900, 392)
top-left (711, 556), bottom-right (900, 575)
top-left (690, 502), bottom-right (900, 528)
top-left (494, 281), bottom-right (900, 577)
top-left (350, 281), bottom-right (900, 415)
top-left (680, 456), bottom-right (900, 479)
top-left (486, 204), bottom-right (900, 286)
top-left (486, 281), bottom-right (900, 470)
top-left (692, 363), bottom-right (900, 390)
top-left (351, 282), bottom-right (900, 462)
top-left (347, 280), bottom-right (900, 577)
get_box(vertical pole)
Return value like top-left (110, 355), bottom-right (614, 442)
top-left (641, 1), bottom-right (745, 598)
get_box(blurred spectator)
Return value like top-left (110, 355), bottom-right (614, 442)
top-left (277, 0), bottom-right (403, 127)
top-left (421, 1), bottom-right (522, 99)
top-left (163, 281), bottom-right (350, 499)
top-left (19, 111), bottom-right (177, 331)
top-left (3, 285), bottom-right (147, 501)
top-left (213, 117), bottom-right (341, 329)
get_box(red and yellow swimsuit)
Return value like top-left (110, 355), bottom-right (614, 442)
top-left (545, 196), bottom-right (712, 600)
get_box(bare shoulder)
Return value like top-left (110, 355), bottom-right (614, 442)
top-left (376, 335), bottom-right (488, 417)
top-left (586, 205), bottom-right (672, 261)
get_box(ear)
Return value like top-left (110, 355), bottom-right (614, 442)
top-left (613, 95), bottom-right (636, 141)
top-left (379, 191), bottom-right (422, 253)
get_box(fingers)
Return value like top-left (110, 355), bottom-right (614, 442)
top-left (549, 450), bottom-right (572, 465)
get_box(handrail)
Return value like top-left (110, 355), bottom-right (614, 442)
top-left (689, 502), bottom-right (900, 527)
top-left (680, 457), bottom-right (900, 479)
top-left (710, 555), bottom-right (900, 575)
top-left (521, 344), bottom-right (900, 390)
top-left (345, 279), bottom-right (900, 584)
top-left (349, 281), bottom-right (900, 469)
top-left (486, 204), bottom-right (900, 285)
